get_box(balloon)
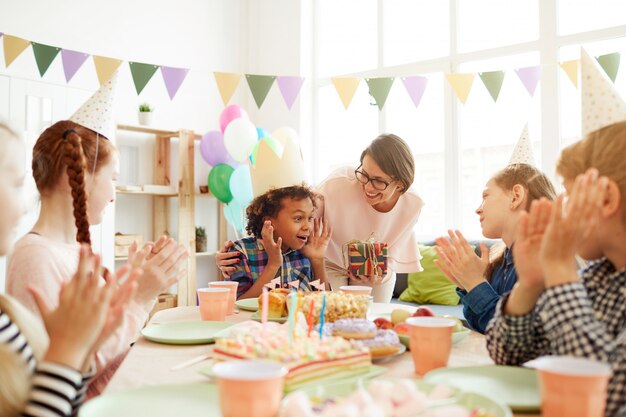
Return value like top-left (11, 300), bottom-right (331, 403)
top-left (229, 165), bottom-right (253, 206)
top-left (256, 127), bottom-right (269, 140)
top-left (250, 136), bottom-right (284, 166)
top-left (199, 130), bottom-right (237, 167)
top-left (271, 126), bottom-right (299, 147)
top-left (224, 118), bottom-right (258, 162)
top-left (224, 201), bottom-right (246, 234)
top-left (208, 163), bottom-right (235, 203)
top-left (219, 104), bottom-right (248, 133)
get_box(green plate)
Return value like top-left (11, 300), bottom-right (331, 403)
top-left (283, 378), bottom-right (512, 417)
top-left (250, 310), bottom-right (287, 323)
top-left (398, 327), bottom-right (471, 349)
top-left (424, 365), bottom-right (540, 413)
top-left (141, 321), bottom-right (233, 345)
top-left (79, 383), bottom-right (218, 417)
top-left (235, 298), bottom-right (259, 311)
top-left (199, 364), bottom-right (387, 393)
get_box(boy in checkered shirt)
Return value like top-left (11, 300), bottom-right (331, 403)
top-left (225, 185), bottom-right (332, 299)
top-left (486, 122), bottom-right (626, 417)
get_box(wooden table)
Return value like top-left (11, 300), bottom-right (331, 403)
top-left (106, 303), bottom-right (539, 417)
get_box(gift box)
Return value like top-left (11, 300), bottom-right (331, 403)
top-left (346, 240), bottom-right (388, 276)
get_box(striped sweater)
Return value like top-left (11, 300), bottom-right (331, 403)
top-left (0, 308), bottom-right (92, 417)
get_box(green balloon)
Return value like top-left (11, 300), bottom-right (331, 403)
top-left (208, 163), bottom-right (235, 203)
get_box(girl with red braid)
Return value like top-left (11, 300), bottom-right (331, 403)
top-left (6, 76), bottom-right (188, 397)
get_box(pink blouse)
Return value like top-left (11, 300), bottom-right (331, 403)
top-left (317, 166), bottom-right (424, 274)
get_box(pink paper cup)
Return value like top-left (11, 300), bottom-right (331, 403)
top-left (525, 356), bottom-right (612, 417)
top-left (339, 285), bottom-right (372, 296)
top-left (197, 288), bottom-right (229, 321)
top-left (406, 316), bottom-right (455, 376)
top-left (208, 281), bottom-right (238, 315)
top-left (213, 360), bottom-right (288, 417)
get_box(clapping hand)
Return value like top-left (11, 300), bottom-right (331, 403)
top-left (434, 230), bottom-right (489, 292)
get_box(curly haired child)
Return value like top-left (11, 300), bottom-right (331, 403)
top-left (226, 185), bottom-right (332, 299)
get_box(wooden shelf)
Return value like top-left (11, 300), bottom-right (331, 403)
top-left (195, 252), bottom-right (213, 257)
top-left (115, 256), bottom-right (128, 261)
top-left (117, 124), bottom-right (202, 140)
top-left (116, 189), bottom-right (178, 197)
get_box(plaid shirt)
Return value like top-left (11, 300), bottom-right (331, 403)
top-left (227, 236), bottom-right (313, 298)
top-left (486, 258), bottom-right (626, 417)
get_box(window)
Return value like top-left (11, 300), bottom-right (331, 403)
top-left (312, 1), bottom-right (626, 239)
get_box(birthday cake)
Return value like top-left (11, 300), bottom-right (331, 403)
top-left (213, 320), bottom-right (372, 391)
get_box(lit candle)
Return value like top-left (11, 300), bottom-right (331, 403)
top-left (319, 293), bottom-right (327, 339)
top-left (307, 298), bottom-right (315, 337)
top-left (261, 287), bottom-right (268, 326)
top-left (288, 290), bottom-right (297, 346)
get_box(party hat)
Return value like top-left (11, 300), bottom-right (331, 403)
top-left (509, 123), bottom-right (535, 165)
top-left (581, 48), bottom-right (626, 135)
top-left (69, 71), bottom-right (119, 140)
top-left (250, 134), bottom-right (308, 197)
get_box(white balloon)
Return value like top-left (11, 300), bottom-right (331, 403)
top-left (224, 118), bottom-right (258, 162)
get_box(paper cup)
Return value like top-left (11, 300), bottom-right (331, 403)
top-left (208, 281), bottom-right (238, 315)
top-left (197, 288), bottom-right (229, 321)
top-left (214, 360), bottom-right (288, 417)
top-left (339, 285), bottom-right (373, 296)
top-left (406, 317), bottom-right (456, 376)
top-left (525, 356), bottom-right (612, 417)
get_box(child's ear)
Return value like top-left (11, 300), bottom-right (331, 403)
top-left (510, 184), bottom-right (526, 210)
top-left (602, 179), bottom-right (621, 218)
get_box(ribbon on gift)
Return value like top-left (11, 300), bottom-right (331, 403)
top-left (343, 234), bottom-right (388, 277)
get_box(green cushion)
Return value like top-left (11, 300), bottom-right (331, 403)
top-left (399, 244), bottom-right (460, 306)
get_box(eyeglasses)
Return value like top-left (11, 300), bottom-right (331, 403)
top-left (354, 168), bottom-right (394, 191)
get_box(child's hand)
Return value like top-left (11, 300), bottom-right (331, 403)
top-left (216, 241), bottom-right (240, 278)
top-left (433, 230), bottom-right (488, 292)
top-left (261, 220), bottom-right (283, 268)
top-left (513, 199), bottom-right (551, 291)
top-left (540, 169), bottom-right (608, 286)
top-left (29, 245), bottom-right (113, 370)
top-left (301, 218), bottom-right (332, 261)
top-left (129, 238), bottom-right (189, 306)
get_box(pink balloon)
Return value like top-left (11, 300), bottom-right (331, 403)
top-left (219, 105), bottom-right (248, 133)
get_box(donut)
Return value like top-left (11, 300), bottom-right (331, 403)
top-left (353, 329), bottom-right (402, 357)
top-left (332, 318), bottom-right (377, 339)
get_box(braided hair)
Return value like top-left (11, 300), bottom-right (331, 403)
top-left (32, 120), bottom-right (114, 246)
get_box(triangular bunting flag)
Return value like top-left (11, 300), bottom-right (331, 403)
top-left (245, 74), bottom-right (276, 108)
top-left (61, 49), bottom-right (89, 82)
top-left (479, 71), bottom-right (505, 102)
top-left (365, 77), bottom-right (395, 110)
top-left (93, 56), bottom-right (123, 86)
top-left (276, 76), bottom-right (305, 110)
top-left (559, 60), bottom-right (579, 88)
top-left (446, 73), bottom-right (475, 104)
top-left (596, 52), bottom-right (620, 83)
top-left (160, 66), bottom-right (189, 100)
top-left (331, 77), bottom-right (360, 109)
top-left (509, 123), bottom-right (535, 165)
top-left (515, 66), bottom-right (541, 97)
top-left (0, 33), bottom-right (3, 38)
top-left (31, 43), bottom-right (61, 77)
top-left (401, 76), bottom-right (428, 108)
top-left (129, 61), bottom-right (159, 95)
top-left (213, 72), bottom-right (241, 105)
top-left (3, 35), bottom-right (31, 67)
top-left (580, 48), bottom-right (626, 135)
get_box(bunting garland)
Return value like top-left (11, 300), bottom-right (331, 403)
top-left (1, 31), bottom-right (626, 110)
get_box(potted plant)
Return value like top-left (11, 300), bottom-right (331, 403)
top-left (195, 226), bottom-right (207, 253)
top-left (138, 102), bottom-right (154, 126)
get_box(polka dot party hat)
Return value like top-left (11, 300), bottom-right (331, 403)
top-left (69, 71), bottom-right (119, 140)
top-left (581, 48), bottom-right (626, 136)
top-left (509, 123), bottom-right (535, 165)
